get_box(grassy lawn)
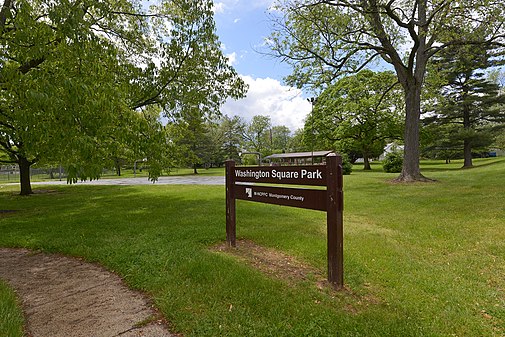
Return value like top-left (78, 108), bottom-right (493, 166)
top-left (0, 158), bottom-right (503, 336)
top-left (0, 280), bottom-right (24, 337)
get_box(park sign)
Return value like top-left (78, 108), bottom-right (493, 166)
top-left (225, 153), bottom-right (344, 288)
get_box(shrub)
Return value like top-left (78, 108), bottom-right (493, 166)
top-left (383, 151), bottom-right (403, 173)
top-left (340, 153), bottom-right (353, 175)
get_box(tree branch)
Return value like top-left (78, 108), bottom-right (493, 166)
top-left (0, 0), bottom-right (12, 33)
top-left (18, 57), bottom-right (45, 74)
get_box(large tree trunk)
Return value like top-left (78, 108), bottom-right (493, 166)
top-left (18, 156), bottom-right (33, 196)
top-left (115, 160), bottom-right (121, 176)
top-left (462, 104), bottom-right (473, 168)
top-left (463, 139), bottom-right (473, 168)
top-left (363, 155), bottom-right (371, 170)
top-left (395, 84), bottom-right (427, 182)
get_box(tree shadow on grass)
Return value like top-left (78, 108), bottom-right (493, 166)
top-left (421, 158), bottom-right (505, 172)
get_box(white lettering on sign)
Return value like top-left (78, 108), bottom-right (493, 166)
top-left (235, 169), bottom-right (270, 180)
top-left (253, 191), bottom-right (269, 197)
top-left (235, 168), bottom-right (323, 181)
top-left (250, 190), bottom-right (305, 202)
top-left (271, 169), bottom-right (299, 180)
top-left (268, 193), bottom-right (290, 200)
top-left (301, 169), bottom-right (322, 179)
top-left (290, 195), bottom-right (304, 202)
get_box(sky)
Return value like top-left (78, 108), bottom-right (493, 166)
top-left (212, 1), bottom-right (313, 132)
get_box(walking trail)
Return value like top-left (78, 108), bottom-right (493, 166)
top-left (0, 248), bottom-right (174, 337)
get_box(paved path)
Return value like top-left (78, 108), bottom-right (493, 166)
top-left (29, 175), bottom-right (224, 186)
top-left (0, 248), bottom-right (174, 337)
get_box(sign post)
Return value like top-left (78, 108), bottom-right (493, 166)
top-left (225, 153), bottom-right (344, 289)
top-left (225, 160), bottom-right (236, 248)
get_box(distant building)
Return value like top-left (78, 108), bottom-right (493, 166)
top-left (263, 151), bottom-right (334, 165)
top-left (489, 148), bottom-right (504, 157)
top-left (379, 143), bottom-right (404, 161)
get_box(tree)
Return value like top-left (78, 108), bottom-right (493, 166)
top-left (287, 128), bottom-right (310, 152)
top-left (243, 115), bottom-right (272, 156)
top-left (217, 115), bottom-right (246, 162)
top-left (0, 0), bottom-right (246, 195)
top-left (494, 132), bottom-right (505, 152)
top-left (270, 125), bottom-right (292, 153)
top-left (268, 0), bottom-right (505, 181)
top-left (425, 43), bottom-right (505, 167)
top-left (167, 107), bottom-right (217, 174)
top-left (306, 70), bottom-right (403, 169)
top-left (421, 123), bottom-right (463, 163)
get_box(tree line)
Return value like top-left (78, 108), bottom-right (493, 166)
top-left (2, 0), bottom-right (505, 195)
top-left (166, 114), bottom-right (305, 173)
top-left (267, 0), bottom-right (505, 181)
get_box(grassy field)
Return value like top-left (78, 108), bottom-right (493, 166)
top-left (0, 280), bottom-right (24, 337)
top-left (0, 158), bottom-right (503, 336)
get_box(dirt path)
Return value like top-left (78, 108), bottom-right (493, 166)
top-left (0, 248), bottom-right (174, 337)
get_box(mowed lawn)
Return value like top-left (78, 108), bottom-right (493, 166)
top-left (0, 158), bottom-right (504, 336)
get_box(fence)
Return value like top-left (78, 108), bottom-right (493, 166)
top-left (0, 166), bottom-right (67, 183)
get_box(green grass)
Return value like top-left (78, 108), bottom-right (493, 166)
top-left (0, 158), bottom-right (503, 336)
top-left (0, 280), bottom-right (24, 337)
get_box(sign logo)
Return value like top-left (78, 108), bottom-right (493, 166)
top-left (245, 187), bottom-right (253, 198)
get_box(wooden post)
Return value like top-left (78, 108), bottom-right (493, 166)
top-left (326, 153), bottom-right (344, 288)
top-left (225, 160), bottom-right (236, 247)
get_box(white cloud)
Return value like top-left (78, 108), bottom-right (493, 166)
top-left (221, 76), bottom-right (311, 132)
top-left (233, 18), bottom-right (241, 23)
top-left (212, 2), bottom-right (225, 13)
top-left (212, 0), bottom-right (275, 15)
top-left (226, 52), bottom-right (237, 66)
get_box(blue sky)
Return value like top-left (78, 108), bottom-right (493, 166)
top-left (213, 1), bottom-right (290, 79)
top-left (212, 1), bottom-right (312, 131)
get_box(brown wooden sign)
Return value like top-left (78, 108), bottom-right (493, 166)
top-left (225, 153), bottom-right (344, 289)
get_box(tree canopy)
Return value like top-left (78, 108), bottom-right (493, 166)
top-left (0, 0), bottom-right (246, 194)
top-left (268, 0), bottom-right (505, 181)
top-left (307, 70), bottom-right (403, 169)
top-left (424, 43), bottom-right (505, 167)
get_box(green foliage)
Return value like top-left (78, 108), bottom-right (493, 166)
top-left (382, 151), bottom-right (404, 173)
top-left (340, 153), bottom-right (353, 175)
top-left (494, 132), bottom-right (505, 150)
top-left (268, 0), bottom-right (505, 180)
top-left (167, 107), bottom-right (216, 173)
top-left (0, 0), bottom-right (246, 193)
top-left (424, 40), bottom-right (505, 166)
top-left (306, 70), bottom-right (404, 170)
top-left (0, 280), bottom-right (24, 337)
top-left (214, 115), bottom-right (247, 163)
top-left (270, 125), bottom-right (291, 152)
top-left (243, 115), bottom-right (272, 156)
top-left (287, 128), bottom-right (309, 152)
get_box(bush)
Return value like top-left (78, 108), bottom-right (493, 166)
top-left (383, 151), bottom-right (403, 173)
top-left (340, 153), bottom-right (353, 175)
